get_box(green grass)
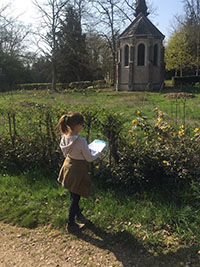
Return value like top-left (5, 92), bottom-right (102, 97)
top-left (0, 171), bottom-right (200, 258)
top-left (1, 88), bottom-right (200, 128)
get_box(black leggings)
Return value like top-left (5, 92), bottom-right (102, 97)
top-left (68, 191), bottom-right (82, 225)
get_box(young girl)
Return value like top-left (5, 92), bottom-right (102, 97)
top-left (57, 112), bottom-right (101, 233)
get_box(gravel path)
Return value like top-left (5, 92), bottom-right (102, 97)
top-left (0, 222), bottom-right (132, 267)
top-left (0, 222), bottom-right (199, 267)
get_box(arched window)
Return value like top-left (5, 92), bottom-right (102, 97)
top-left (137, 43), bottom-right (145, 66)
top-left (124, 45), bottom-right (129, 66)
top-left (153, 44), bottom-right (158, 66)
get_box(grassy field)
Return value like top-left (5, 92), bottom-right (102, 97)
top-left (1, 88), bottom-right (200, 264)
top-left (1, 88), bottom-right (200, 128)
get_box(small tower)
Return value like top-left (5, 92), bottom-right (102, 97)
top-left (135, 0), bottom-right (149, 17)
top-left (116, 0), bottom-right (165, 91)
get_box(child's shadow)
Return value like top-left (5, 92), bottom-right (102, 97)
top-left (71, 221), bottom-right (200, 267)
top-left (73, 221), bottom-right (146, 267)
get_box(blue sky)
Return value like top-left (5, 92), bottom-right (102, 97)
top-left (2, 0), bottom-right (185, 41)
top-left (151, 0), bottom-right (184, 40)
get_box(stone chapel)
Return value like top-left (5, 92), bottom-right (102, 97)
top-left (116, 0), bottom-right (165, 91)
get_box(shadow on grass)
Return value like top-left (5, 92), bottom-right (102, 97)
top-left (72, 221), bottom-right (199, 267)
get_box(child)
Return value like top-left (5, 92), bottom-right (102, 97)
top-left (57, 112), bottom-right (101, 233)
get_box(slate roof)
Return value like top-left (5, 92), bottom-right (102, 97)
top-left (119, 13), bottom-right (165, 39)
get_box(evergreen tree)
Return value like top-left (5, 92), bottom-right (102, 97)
top-left (57, 6), bottom-right (90, 83)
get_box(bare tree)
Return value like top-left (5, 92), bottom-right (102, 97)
top-left (0, 2), bottom-right (12, 29)
top-left (33, 0), bottom-right (70, 91)
top-left (0, 2), bottom-right (31, 60)
top-left (89, 0), bottom-right (124, 83)
top-left (1, 22), bottom-right (30, 56)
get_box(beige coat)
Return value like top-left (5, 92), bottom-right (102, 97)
top-left (57, 156), bottom-right (91, 198)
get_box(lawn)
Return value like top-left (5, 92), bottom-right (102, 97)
top-left (1, 88), bottom-right (200, 127)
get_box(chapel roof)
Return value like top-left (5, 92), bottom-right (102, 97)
top-left (119, 13), bottom-right (165, 40)
top-left (135, 0), bottom-right (149, 17)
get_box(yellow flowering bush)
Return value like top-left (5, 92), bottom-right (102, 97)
top-left (111, 108), bottom-right (200, 189)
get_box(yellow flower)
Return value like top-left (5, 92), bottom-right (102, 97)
top-left (180, 125), bottom-right (184, 129)
top-left (154, 156), bottom-right (158, 160)
top-left (160, 125), bottom-right (166, 131)
top-left (163, 160), bottom-right (169, 165)
top-left (178, 129), bottom-right (184, 136)
top-left (132, 119), bottom-right (138, 125)
top-left (137, 111), bottom-right (141, 115)
top-left (133, 163), bottom-right (137, 167)
top-left (194, 128), bottom-right (199, 133)
top-left (95, 165), bottom-right (100, 169)
top-left (154, 107), bottom-right (158, 112)
top-left (157, 117), bottom-right (163, 124)
top-left (157, 137), bottom-right (162, 141)
top-left (129, 142), bottom-right (134, 146)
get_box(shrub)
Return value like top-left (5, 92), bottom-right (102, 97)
top-left (172, 76), bottom-right (200, 86)
top-left (0, 104), bottom-right (62, 174)
top-left (92, 80), bottom-right (107, 88)
top-left (15, 83), bottom-right (69, 91)
top-left (69, 81), bottom-right (92, 90)
top-left (105, 109), bottom-right (200, 190)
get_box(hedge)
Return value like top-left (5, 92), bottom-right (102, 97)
top-left (172, 76), bottom-right (200, 86)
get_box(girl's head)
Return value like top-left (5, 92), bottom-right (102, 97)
top-left (57, 112), bottom-right (84, 135)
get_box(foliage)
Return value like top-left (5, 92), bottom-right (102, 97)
top-left (30, 57), bottom-right (52, 83)
top-left (182, 0), bottom-right (200, 75)
top-left (69, 81), bottom-right (92, 90)
top-left (57, 6), bottom-right (91, 83)
top-left (15, 83), bottom-right (69, 91)
top-left (100, 108), bottom-right (200, 190)
top-left (0, 52), bottom-right (31, 91)
top-left (79, 105), bottom-right (103, 142)
top-left (0, 104), bottom-right (62, 174)
top-left (165, 30), bottom-right (194, 76)
top-left (100, 111), bottom-right (126, 164)
top-left (172, 75), bottom-right (200, 86)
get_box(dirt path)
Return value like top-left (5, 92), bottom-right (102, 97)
top-left (0, 222), bottom-right (199, 267)
top-left (0, 222), bottom-right (133, 267)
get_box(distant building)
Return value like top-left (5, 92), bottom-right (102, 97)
top-left (116, 0), bottom-right (165, 91)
